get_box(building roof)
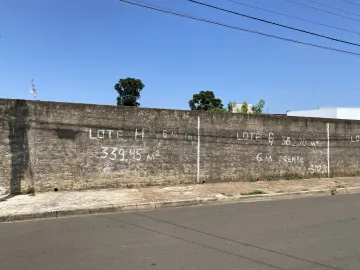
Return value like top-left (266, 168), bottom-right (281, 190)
top-left (287, 108), bottom-right (360, 120)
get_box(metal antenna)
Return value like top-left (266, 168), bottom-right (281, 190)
top-left (30, 79), bottom-right (37, 99)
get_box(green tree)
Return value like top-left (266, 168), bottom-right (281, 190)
top-left (209, 107), bottom-right (227, 112)
top-left (189, 91), bottom-right (224, 111)
top-left (114, 78), bottom-right (145, 106)
top-left (241, 101), bottom-right (249, 114)
top-left (252, 99), bottom-right (265, 114)
top-left (227, 101), bottom-right (236, 113)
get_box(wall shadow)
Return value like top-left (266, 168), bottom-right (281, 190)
top-left (7, 100), bottom-right (31, 195)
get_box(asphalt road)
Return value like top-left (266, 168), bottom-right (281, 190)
top-left (1, 194), bottom-right (360, 270)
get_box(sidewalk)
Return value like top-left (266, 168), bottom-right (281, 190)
top-left (1, 177), bottom-right (360, 222)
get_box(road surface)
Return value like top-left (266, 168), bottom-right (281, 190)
top-left (1, 194), bottom-right (360, 269)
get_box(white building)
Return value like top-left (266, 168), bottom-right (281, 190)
top-left (232, 103), bottom-right (253, 113)
top-left (287, 108), bottom-right (360, 120)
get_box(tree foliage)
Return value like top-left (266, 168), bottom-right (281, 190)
top-left (188, 91), bottom-right (266, 114)
top-left (189, 91), bottom-right (224, 111)
top-left (114, 78), bottom-right (145, 106)
top-left (227, 101), bottom-right (236, 113)
top-left (239, 99), bottom-right (265, 114)
top-left (241, 101), bottom-right (249, 114)
top-left (252, 99), bottom-right (265, 114)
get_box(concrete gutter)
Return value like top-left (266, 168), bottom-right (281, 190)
top-left (2, 186), bottom-right (360, 223)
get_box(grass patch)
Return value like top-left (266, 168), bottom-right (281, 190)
top-left (219, 192), bottom-right (233, 197)
top-left (145, 182), bottom-right (152, 187)
top-left (336, 184), bottom-right (345, 189)
top-left (26, 186), bottom-right (35, 196)
top-left (241, 190), bottom-right (267, 196)
top-left (126, 183), bottom-right (134, 189)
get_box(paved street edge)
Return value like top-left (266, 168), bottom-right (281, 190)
top-left (2, 186), bottom-right (360, 222)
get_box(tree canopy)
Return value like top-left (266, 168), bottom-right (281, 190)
top-left (227, 101), bottom-right (236, 113)
top-left (189, 91), bottom-right (224, 112)
top-left (241, 101), bottom-right (249, 114)
top-left (238, 99), bottom-right (265, 114)
top-left (252, 99), bottom-right (265, 114)
top-left (114, 78), bottom-right (145, 106)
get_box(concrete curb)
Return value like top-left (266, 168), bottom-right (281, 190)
top-left (1, 186), bottom-right (360, 223)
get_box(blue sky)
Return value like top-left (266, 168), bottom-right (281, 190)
top-left (1, 0), bottom-right (360, 114)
